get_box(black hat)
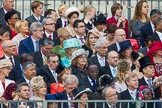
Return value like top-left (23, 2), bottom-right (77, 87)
top-left (119, 40), bottom-right (132, 53)
top-left (72, 86), bottom-right (92, 100)
top-left (139, 56), bottom-right (154, 72)
top-left (94, 13), bottom-right (106, 25)
top-left (98, 74), bottom-right (118, 91)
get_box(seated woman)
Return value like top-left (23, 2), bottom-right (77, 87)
top-left (137, 85), bottom-right (154, 108)
top-left (52, 27), bottom-right (71, 58)
top-left (50, 68), bottom-right (71, 94)
top-left (119, 40), bottom-right (135, 70)
top-left (146, 41), bottom-right (162, 77)
top-left (5, 10), bottom-right (19, 39)
top-left (61, 38), bottom-right (83, 68)
top-left (12, 20), bottom-right (29, 52)
top-left (30, 76), bottom-right (47, 108)
top-left (84, 29), bottom-right (99, 57)
top-left (72, 86), bottom-right (92, 108)
top-left (0, 27), bottom-right (10, 58)
top-left (114, 59), bottom-right (131, 93)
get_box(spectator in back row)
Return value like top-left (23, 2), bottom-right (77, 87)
top-left (106, 3), bottom-right (128, 38)
top-left (25, 0), bottom-right (44, 27)
top-left (140, 9), bottom-right (161, 47)
top-left (19, 22), bottom-right (44, 55)
top-left (0, 0), bottom-right (21, 28)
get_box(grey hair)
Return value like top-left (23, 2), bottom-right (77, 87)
top-left (42, 17), bottom-right (54, 26)
top-left (64, 75), bottom-right (78, 86)
top-left (95, 37), bottom-right (108, 47)
top-left (16, 82), bottom-right (29, 92)
top-left (29, 22), bottom-right (43, 35)
top-left (2, 40), bottom-right (14, 49)
top-left (40, 38), bottom-right (54, 46)
top-left (102, 86), bottom-right (113, 98)
top-left (150, 9), bottom-right (161, 17)
top-left (107, 50), bottom-right (118, 58)
top-left (22, 61), bottom-right (36, 70)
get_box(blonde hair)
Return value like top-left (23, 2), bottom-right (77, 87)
top-left (81, 5), bottom-right (96, 17)
top-left (57, 27), bottom-right (70, 37)
top-left (58, 4), bottom-right (68, 16)
top-left (15, 20), bottom-right (28, 33)
top-left (124, 72), bottom-right (138, 84)
top-left (116, 59), bottom-right (130, 83)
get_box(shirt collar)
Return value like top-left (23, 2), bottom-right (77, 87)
top-left (33, 14), bottom-right (41, 21)
top-left (3, 8), bottom-right (8, 14)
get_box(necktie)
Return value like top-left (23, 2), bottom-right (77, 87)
top-left (48, 35), bottom-right (52, 40)
top-left (147, 79), bottom-right (152, 87)
top-left (131, 92), bottom-right (135, 100)
top-left (64, 21), bottom-right (67, 27)
top-left (112, 68), bottom-right (117, 77)
top-left (35, 41), bottom-right (39, 52)
top-left (53, 71), bottom-right (58, 82)
top-left (69, 93), bottom-right (74, 107)
top-left (9, 57), bottom-right (14, 65)
top-left (43, 56), bottom-right (47, 65)
top-left (100, 57), bottom-right (105, 67)
top-left (111, 106), bottom-right (117, 108)
top-left (92, 79), bottom-right (97, 91)
top-left (79, 37), bottom-right (84, 43)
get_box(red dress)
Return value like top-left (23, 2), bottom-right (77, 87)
top-left (50, 82), bottom-right (65, 94)
top-left (106, 16), bottom-right (128, 38)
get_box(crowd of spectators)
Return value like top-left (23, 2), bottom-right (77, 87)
top-left (0, 0), bottom-right (162, 108)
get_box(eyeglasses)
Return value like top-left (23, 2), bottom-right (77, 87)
top-left (106, 92), bottom-right (117, 98)
top-left (46, 23), bottom-right (56, 25)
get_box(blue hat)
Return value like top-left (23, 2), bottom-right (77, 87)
top-left (119, 40), bottom-right (132, 53)
top-left (45, 94), bottom-right (56, 100)
top-left (63, 38), bottom-right (83, 49)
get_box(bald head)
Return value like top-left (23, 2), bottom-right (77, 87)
top-left (115, 29), bottom-right (126, 43)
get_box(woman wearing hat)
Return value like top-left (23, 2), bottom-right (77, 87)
top-left (119, 40), bottom-right (135, 70)
top-left (72, 86), bottom-right (92, 108)
top-left (114, 59), bottom-right (131, 93)
top-left (71, 48), bottom-right (89, 86)
top-left (29, 76), bottom-right (47, 108)
top-left (61, 38), bottom-right (83, 68)
top-left (153, 76), bottom-right (162, 108)
top-left (65, 7), bottom-right (80, 37)
top-left (52, 27), bottom-right (71, 58)
top-left (146, 41), bottom-right (162, 77)
top-left (84, 29), bottom-right (99, 57)
top-left (0, 59), bottom-right (14, 97)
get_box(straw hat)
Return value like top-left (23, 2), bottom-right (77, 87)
top-left (0, 59), bottom-right (12, 69)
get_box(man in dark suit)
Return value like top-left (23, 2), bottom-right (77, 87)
top-left (0, 40), bottom-right (19, 66)
top-left (100, 51), bottom-right (119, 78)
top-left (108, 28), bottom-right (126, 52)
top-left (10, 82), bottom-right (35, 108)
top-left (8, 53), bottom-right (33, 83)
top-left (138, 56), bottom-right (155, 87)
top-left (19, 22), bottom-right (44, 55)
top-left (0, 0), bottom-right (21, 27)
top-left (140, 9), bottom-right (161, 47)
top-left (102, 86), bottom-right (119, 108)
top-left (25, 1), bottom-right (44, 27)
top-left (16, 61), bottom-right (36, 85)
top-left (39, 53), bottom-right (60, 93)
top-left (42, 17), bottom-right (59, 45)
top-left (84, 64), bottom-right (99, 92)
top-left (73, 20), bottom-right (86, 44)
top-left (138, 36), bottom-right (156, 56)
top-left (120, 73), bottom-right (139, 108)
top-left (33, 38), bottom-right (54, 69)
top-left (88, 38), bottom-right (108, 71)
top-left (150, 18), bottom-right (162, 42)
top-left (58, 75), bottom-right (78, 108)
